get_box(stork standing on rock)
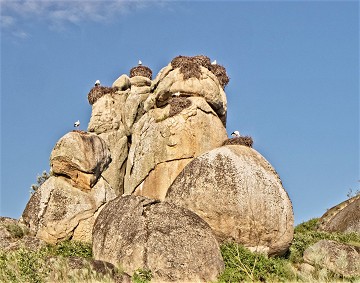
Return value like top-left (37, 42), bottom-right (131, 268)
top-left (74, 120), bottom-right (80, 130)
top-left (95, 80), bottom-right (101, 87)
top-left (231, 130), bottom-right (240, 137)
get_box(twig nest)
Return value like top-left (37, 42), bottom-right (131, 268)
top-left (223, 136), bottom-right (253, 147)
top-left (209, 64), bottom-right (230, 89)
top-left (129, 65), bottom-right (152, 79)
top-left (171, 55), bottom-right (230, 89)
top-left (87, 86), bottom-right (119, 105)
top-left (168, 97), bottom-right (192, 117)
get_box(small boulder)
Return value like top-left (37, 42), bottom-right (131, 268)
top-left (112, 74), bottom-right (131, 90)
top-left (303, 240), bottom-right (360, 277)
top-left (317, 195), bottom-right (360, 234)
top-left (50, 131), bottom-right (111, 191)
top-left (166, 145), bottom-right (294, 256)
top-left (92, 195), bottom-right (224, 282)
top-left (22, 176), bottom-right (116, 244)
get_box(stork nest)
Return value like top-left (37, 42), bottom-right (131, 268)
top-left (169, 97), bottom-right (192, 117)
top-left (87, 86), bottom-right (119, 105)
top-left (130, 65), bottom-right (152, 79)
top-left (209, 64), bottom-right (230, 88)
top-left (223, 136), bottom-right (253, 148)
top-left (171, 55), bottom-right (229, 88)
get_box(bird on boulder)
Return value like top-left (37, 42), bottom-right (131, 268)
top-left (231, 130), bottom-right (240, 137)
top-left (172, 91), bottom-right (181, 97)
top-left (211, 60), bottom-right (217, 65)
top-left (95, 80), bottom-right (101, 86)
top-left (138, 60), bottom-right (142, 65)
top-left (74, 120), bottom-right (80, 129)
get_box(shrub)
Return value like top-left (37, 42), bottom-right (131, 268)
top-left (218, 242), bottom-right (295, 282)
top-left (5, 223), bottom-right (27, 239)
top-left (132, 268), bottom-right (152, 283)
top-left (46, 240), bottom-right (93, 259)
top-left (30, 170), bottom-right (50, 192)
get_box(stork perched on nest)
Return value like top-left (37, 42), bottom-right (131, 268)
top-left (74, 120), bottom-right (80, 129)
top-left (231, 130), bottom-right (240, 137)
top-left (211, 60), bottom-right (217, 65)
top-left (138, 60), bottom-right (142, 65)
top-left (95, 80), bottom-right (101, 87)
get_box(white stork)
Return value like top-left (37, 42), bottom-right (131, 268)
top-left (231, 130), bottom-right (240, 137)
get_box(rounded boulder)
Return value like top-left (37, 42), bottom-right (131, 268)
top-left (166, 145), bottom-right (294, 256)
top-left (92, 195), bottom-right (224, 282)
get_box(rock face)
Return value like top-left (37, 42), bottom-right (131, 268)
top-left (50, 131), bottom-right (111, 191)
top-left (124, 97), bottom-right (227, 200)
top-left (166, 145), bottom-right (294, 256)
top-left (93, 195), bottom-right (224, 282)
top-left (317, 195), bottom-right (360, 234)
top-left (303, 240), bottom-right (360, 277)
top-left (22, 176), bottom-right (116, 244)
top-left (145, 63), bottom-right (227, 125)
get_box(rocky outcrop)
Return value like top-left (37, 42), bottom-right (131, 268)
top-left (145, 62), bottom-right (227, 125)
top-left (124, 97), bottom-right (227, 199)
top-left (21, 176), bottom-right (116, 244)
top-left (166, 145), bottom-right (294, 256)
top-left (93, 195), bottom-right (224, 282)
top-left (317, 195), bottom-right (360, 234)
top-left (303, 240), bottom-right (360, 277)
top-left (50, 131), bottom-right (111, 191)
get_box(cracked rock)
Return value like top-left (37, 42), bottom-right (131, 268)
top-left (124, 96), bottom-right (227, 200)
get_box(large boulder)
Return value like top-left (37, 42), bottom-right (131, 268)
top-left (166, 145), bottom-right (294, 256)
top-left (21, 176), bottom-right (116, 244)
top-left (124, 96), bottom-right (227, 200)
top-left (303, 240), bottom-right (360, 277)
top-left (317, 195), bottom-right (360, 234)
top-left (92, 195), bottom-right (224, 282)
top-left (50, 131), bottom-right (111, 191)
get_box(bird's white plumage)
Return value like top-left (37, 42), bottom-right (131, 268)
top-left (95, 80), bottom-right (101, 86)
top-left (74, 120), bottom-right (80, 128)
top-left (231, 130), bottom-right (240, 137)
top-left (172, 91), bottom-right (181, 97)
top-left (138, 60), bottom-right (142, 65)
top-left (211, 60), bottom-right (217, 65)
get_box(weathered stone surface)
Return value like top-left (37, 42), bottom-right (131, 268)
top-left (112, 74), bottom-right (131, 90)
top-left (93, 195), bottom-right (224, 282)
top-left (124, 97), bottom-right (227, 199)
top-left (123, 91), bottom-right (149, 135)
top-left (21, 176), bottom-right (115, 244)
top-left (144, 64), bottom-right (227, 124)
top-left (98, 131), bottom-right (128, 195)
top-left (317, 195), bottom-right (360, 234)
top-left (303, 240), bottom-right (360, 277)
top-left (130, 76), bottom-right (151, 87)
top-left (50, 131), bottom-right (111, 191)
top-left (0, 217), bottom-right (29, 250)
top-left (88, 92), bottom-right (129, 134)
top-left (166, 145), bottom-right (294, 256)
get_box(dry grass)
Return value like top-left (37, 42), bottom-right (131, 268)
top-left (87, 86), bottom-right (119, 105)
top-left (171, 55), bottom-right (230, 88)
top-left (223, 136), bottom-right (253, 148)
top-left (168, 97), bottom-right (192, 117)
top-left (130, 65), bottom-right (152, 79)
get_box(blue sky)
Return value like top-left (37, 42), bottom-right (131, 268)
top-left (1, 0), bottom-right (359, 225)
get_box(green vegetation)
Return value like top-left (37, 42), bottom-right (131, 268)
top-left (218, 243), bottom-right (295, 282)
top-left (132, 268), bottom-right (152, 283)
top-left (0, 241), bottom-right (96, 283)
top-left (1, 219), bottom-right (359, 282)
top-left (217, 218), bottom-right (360, 282)
top-left (4, 222), bottom-right (27, 239)
top-left (30, 170), bottom-right (51, 192)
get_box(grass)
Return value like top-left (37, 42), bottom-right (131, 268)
top-left (1, 219), bottom-right (359, 282)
